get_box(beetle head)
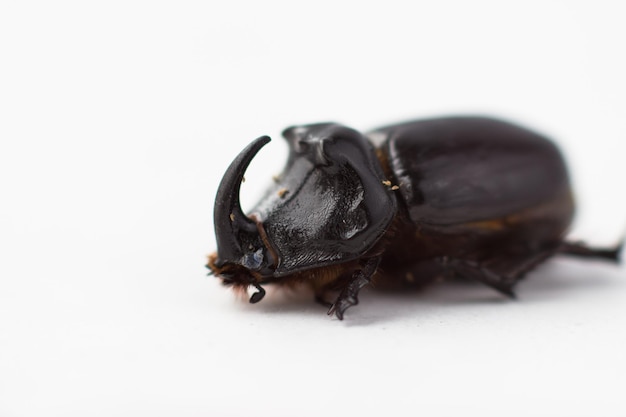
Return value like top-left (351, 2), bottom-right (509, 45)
top-left (209, 136), bottom-right (275, 303)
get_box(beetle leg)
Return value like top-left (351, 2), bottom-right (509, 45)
top-left (443, 258), bottom-right (518, 298)
top-left (442, 245), bottom-right (563, 298)
top-left (328, 257), bottom-right (381, 320)
top-left (559, 240), bottom-right (623, 262)
top-left (446, 238), bottom-right (624, 298)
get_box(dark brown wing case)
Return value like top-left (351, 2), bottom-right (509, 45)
top-left (369, 117), bottom-right (573, 229)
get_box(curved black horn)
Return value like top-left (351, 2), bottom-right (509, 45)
top-left (214, 136), bottom-right (271, 265)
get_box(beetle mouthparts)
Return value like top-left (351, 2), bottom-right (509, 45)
top-left (214, 136), bottom-right (271, 266)
top-left (249, 283), bottom-right (266, 304)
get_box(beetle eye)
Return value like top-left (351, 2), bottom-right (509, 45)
top-left (241, 248), bottom-right (264, 270)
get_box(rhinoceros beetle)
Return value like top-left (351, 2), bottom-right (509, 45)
top-left (207, 116), bottom-right (622, 319)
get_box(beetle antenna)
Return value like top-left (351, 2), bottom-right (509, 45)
top-left (249, 283), bottom-right (266, 304)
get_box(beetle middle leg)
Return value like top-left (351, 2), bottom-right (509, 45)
top-left (441, 244), bottom-right (563, 298)
top-left (327, 257), bottom-right (381, 320)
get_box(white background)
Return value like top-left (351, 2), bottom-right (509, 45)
top-left (1, 1), bottom-right (625, 416)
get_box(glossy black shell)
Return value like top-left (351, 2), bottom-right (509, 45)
top-left (250, 123), bottom-right (397, 276)
top-left (242, 116), bottom-right (575, 277)
top-left (211, 115), bottom-right (620, 318)
top-left (370, 117), bottom-right (572, 227)
top-left (367, 117), bottom-right (575, 279)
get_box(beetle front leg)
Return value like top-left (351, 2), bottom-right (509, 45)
top-left (328, 257), bottom-right (381, 320)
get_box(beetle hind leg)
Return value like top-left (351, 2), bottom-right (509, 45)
top-left (447, 238), bottom-right (624, 297)
top-left (559, 240), bottom-right (623, 262)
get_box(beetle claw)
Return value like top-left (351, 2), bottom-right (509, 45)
top-left (327, 296), bottom-right (358, 320)
top-left (326, 303), bottom-right (343, 320)
top-left (328, 292), bottom-right (362, 320)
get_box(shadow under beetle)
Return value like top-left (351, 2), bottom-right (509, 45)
top-left (207, 116), bottom-right (622, 319)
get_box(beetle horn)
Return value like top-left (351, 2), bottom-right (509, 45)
top-left (214, 136), bottom-right (271, 265)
